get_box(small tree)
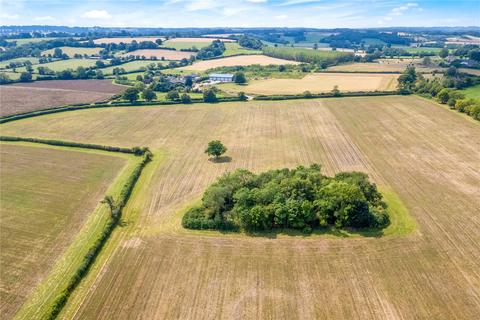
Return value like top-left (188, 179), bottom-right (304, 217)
top-left (331, 85), bottom-right (341, 97)
top-left (205, 140), bottom-right (227, 160)
top-left (203, 88), bottom-right (217, 103)
top-left (122, 87), bottom-right (140, 103)
top-left (185, 76), bottom-right (193, 87)
top-left (101, 195), bottom-right (118, 218)
top-left (439, 47), bottom-right (449, 58)
top-left (233, 72), bottom-right (247, 84)
top-left (238, 92), bottom-right (248, 101)
top-left (181, 93), bottom-right (192, 104)
top-left (142, 88), bottom-right (157, 102)
top-left (19, 72), bottom-right (32, 82)
top-left (166, 90), bottom-right (180, 101)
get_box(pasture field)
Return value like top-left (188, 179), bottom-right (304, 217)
top-left (392, 45), bottom-right (442, 54)
top-left (179, 54), bottom-right (300, 71)
top-left (100, 60), bottom-right (169, 75)
top-left (0, 58), bottom-right (40, 69)
top-left (1, 96), bottom-right (479, 319)
top-left (0, 80), bottom-right (125, 116)
top-left (0, 71), bottom-right (23, 81)
top-left (327, 59), bottom-right (442, 73)
top-left (93, 37), bottom-right (164, 44)
top-left (13, 59), bottom-right (99, 73)
top-left (462, 84), bottom-right (480, 99)
top-left (6, 37), bottom-right (62, 45)
top-left (223, 43), bottom-right (262, 56)
top-left (41, 46), bottom-right (102, 57)
top-left (220, 72), bottom-right (398, 95)
top-left (124, 49), bottom-right (195, 60)
top-left (0, 143), bottom-right (127, 319)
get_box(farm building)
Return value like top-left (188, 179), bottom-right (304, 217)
top-left (209, 73), bottom-right (234, 82)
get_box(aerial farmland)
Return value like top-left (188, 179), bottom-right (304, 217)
top-left (1, 3), bottom-right (480, 320)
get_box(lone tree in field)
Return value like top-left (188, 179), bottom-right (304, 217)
top-left (205, 140), bottom-right (227, 160)
top-left (122, 87), bottom-right (140, 103)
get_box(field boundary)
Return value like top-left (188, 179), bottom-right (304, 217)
top-left (1, 92), bottom-right (400, 124)
top-left (2, 137), bottom-right (153, 320)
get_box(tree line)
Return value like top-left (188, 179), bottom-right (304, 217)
top-left (183, 165), bottom-right (390, 233)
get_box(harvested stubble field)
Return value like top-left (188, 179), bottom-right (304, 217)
top-left (2, 95), bottom-right (479, 319)
top-left (14, 59), bottom-right (99, 73)
top-left (93, 37), bottom-right (164, 44)
top-left (0, 143), bottom-right (127, 319)
top-left (123, 49), bottom-right (196, 60)
top-left (179, 54), bottom-right (300, 71)
top-left (328, 58), bottom-right (443, 73)
top-left (0, 80), bottom-right (125, 116)
top-left (221, 72), bottom-right (398, 95)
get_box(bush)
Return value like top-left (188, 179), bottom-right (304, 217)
top-left (183, 165), bottom-right (390, 232)
top-left (203, 88), bottom-right (218, 103)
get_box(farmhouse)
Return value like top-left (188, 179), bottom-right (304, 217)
top-left (209, 73), bottom-right (234, 82)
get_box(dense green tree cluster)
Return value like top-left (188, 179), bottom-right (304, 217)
top-left (182, 165), bottom-right (390, 232)
top-left (196, 40), bottom-right (226, 59)
top-left (237, 35), bottom-right (264, 50)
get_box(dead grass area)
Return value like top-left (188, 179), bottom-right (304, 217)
top-left (0, 80), bottom-right (125, 117)
top-left (2, 96), bottom-right (479, 319)
top-left (179, 54), bottom-right (300, 71)
top-left (0, 143), bottom-right (126, 319)
top-left (221, 72), bottom-right (398, 95)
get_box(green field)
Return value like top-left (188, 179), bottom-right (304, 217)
top-left (462, 84), bottom-right (480, 99)
top-left (13, 59), bottom-right (99, 73)
top-left (0, 71), bottom-right (24, 80)
top-left (100, 60), bottom-right (169, 75)
top-left (42, 46), bottom-right (102, 57)
top-left (161, 41), bottom-right (211, 50)
top-left (223, 43), bottom-right (262, 56)
top-left (393, 46), bottom-right (443, 54)
top-left (6, 37), bottom-right (62, 45)
top-left (0, 143), bottom-right (129, 319)
top-left (0, 58), bottom-right (40, 69)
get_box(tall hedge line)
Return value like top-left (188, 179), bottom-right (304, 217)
top-left (253, 91), bottom-right (396, 101)
top-left (0, 136), bottom-right (149, 155)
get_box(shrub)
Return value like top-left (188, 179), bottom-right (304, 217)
top-left (203, 88), bottom-right (218, 103)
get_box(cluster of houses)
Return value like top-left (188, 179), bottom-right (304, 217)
top-left (165, 73), bottom-right (235, 85)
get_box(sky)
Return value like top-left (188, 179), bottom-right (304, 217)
top-left (0, 0), bottom-right (479, 28)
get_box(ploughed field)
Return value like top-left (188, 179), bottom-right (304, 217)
top-left (2, 96), bottom-right (479, 319)
top-left (0, 80), bottom-right (125, 117)
top-left (0, 143), bottom-right (126, 319)
top-left (221, 72), bottom-right (398, 95)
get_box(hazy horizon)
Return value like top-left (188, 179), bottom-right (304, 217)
top-left (1, 0), bottom-right (479, 29)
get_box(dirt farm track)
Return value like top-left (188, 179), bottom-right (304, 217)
top-left (1, 95), bottom-right (479, 319)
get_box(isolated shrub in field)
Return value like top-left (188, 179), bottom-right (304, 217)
top-left (182, 164), bottom-right (390, 232)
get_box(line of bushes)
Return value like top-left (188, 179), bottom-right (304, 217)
top-left (253, 90), bottom-right (396, 101)
top-left (46, 149), bottom-right (152, 319)
top-left (0, 136), bottom-right (150, 155)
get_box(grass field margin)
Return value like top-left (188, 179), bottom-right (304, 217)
top-left (1, 139), bottom-right (153, 319)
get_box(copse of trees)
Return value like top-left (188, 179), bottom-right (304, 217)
top-left (196, 40), bottom-right (226, 59)
top-left (122, 87), bottom-right (140, 103)
top-left (182, 165), bottom-right (390, 232)
top-left (237, 35), bottom-right (264, 50)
